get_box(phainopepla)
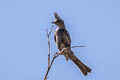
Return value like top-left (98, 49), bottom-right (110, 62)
top-left (52, 12), bottom-right (91, 75)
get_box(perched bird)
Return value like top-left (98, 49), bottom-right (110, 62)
top-left (52, 12), bottom-right (91, 75)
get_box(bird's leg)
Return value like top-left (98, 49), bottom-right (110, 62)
top-left (64, 53), bottom-right (69, 61)
top-left (57, 48), bottom-right (70, 61)
top-left (64, 47), bottom-right (72, 61)
top-left (58, 48), bottom-right (67, 54)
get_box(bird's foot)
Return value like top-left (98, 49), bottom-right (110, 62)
top-left (58, 51), bottom-right (64, 55)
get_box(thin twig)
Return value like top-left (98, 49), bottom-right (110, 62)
top-left (44, 52), bottom-right (59, 80)
top-left (48, 25), bottom-right (54, 36)
top-left (71, 46), bottom-right (85, 48)
top-left (46, 25), bottom-right (54, 67)
top-left (44, 26), bottom-right (54, 80)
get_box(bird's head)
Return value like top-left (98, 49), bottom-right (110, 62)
top-left (52, 12), bottom-right (65, 28)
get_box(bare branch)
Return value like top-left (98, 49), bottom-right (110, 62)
top-left (44, 52), bottom-right (59, 80)
top-left (46, 25), bottom-right (54, 67)
top-left (48, 25), bottom-right (54, 36)
top-left (71, 46), bottom-right (85, 48)
top-left (44, 26), bottom-right (54, 80)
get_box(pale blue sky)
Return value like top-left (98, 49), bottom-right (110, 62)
top-left (0, 0), bottom-right (120, 80)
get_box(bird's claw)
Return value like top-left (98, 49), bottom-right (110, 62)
top-left (58, 51), bottom-right (64, 55)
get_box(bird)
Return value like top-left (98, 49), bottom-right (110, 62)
top-left (52, 12), bottom-right (91, 75)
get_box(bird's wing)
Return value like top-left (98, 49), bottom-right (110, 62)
top-left (63, 29), bottom-right (71, 47)
top-left (54, 28), bottom-right (71, 50)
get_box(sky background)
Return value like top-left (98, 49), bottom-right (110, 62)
top-left (0, 0), bottom-right (120, 80)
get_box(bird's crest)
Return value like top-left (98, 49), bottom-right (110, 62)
top-left (54, 12), bottom-right (61, 19)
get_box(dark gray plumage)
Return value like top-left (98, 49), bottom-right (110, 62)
top-left (52, 12), bottom-right (91, 75)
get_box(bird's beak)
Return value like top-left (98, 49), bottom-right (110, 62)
top-left (51, 21), bottom-right (55, 24)
top-left (52, 19), bottom-right (57, 24)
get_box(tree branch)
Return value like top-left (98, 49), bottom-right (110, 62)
top-left (71, 46), bottom-right (85, 48)
top-left (46, 25), bottom-right (54, 67)
top-left (44, 52), bottom-right (59, 80)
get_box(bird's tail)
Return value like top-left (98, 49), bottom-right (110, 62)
top-left (69, 51), bottom-right (91, 75)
